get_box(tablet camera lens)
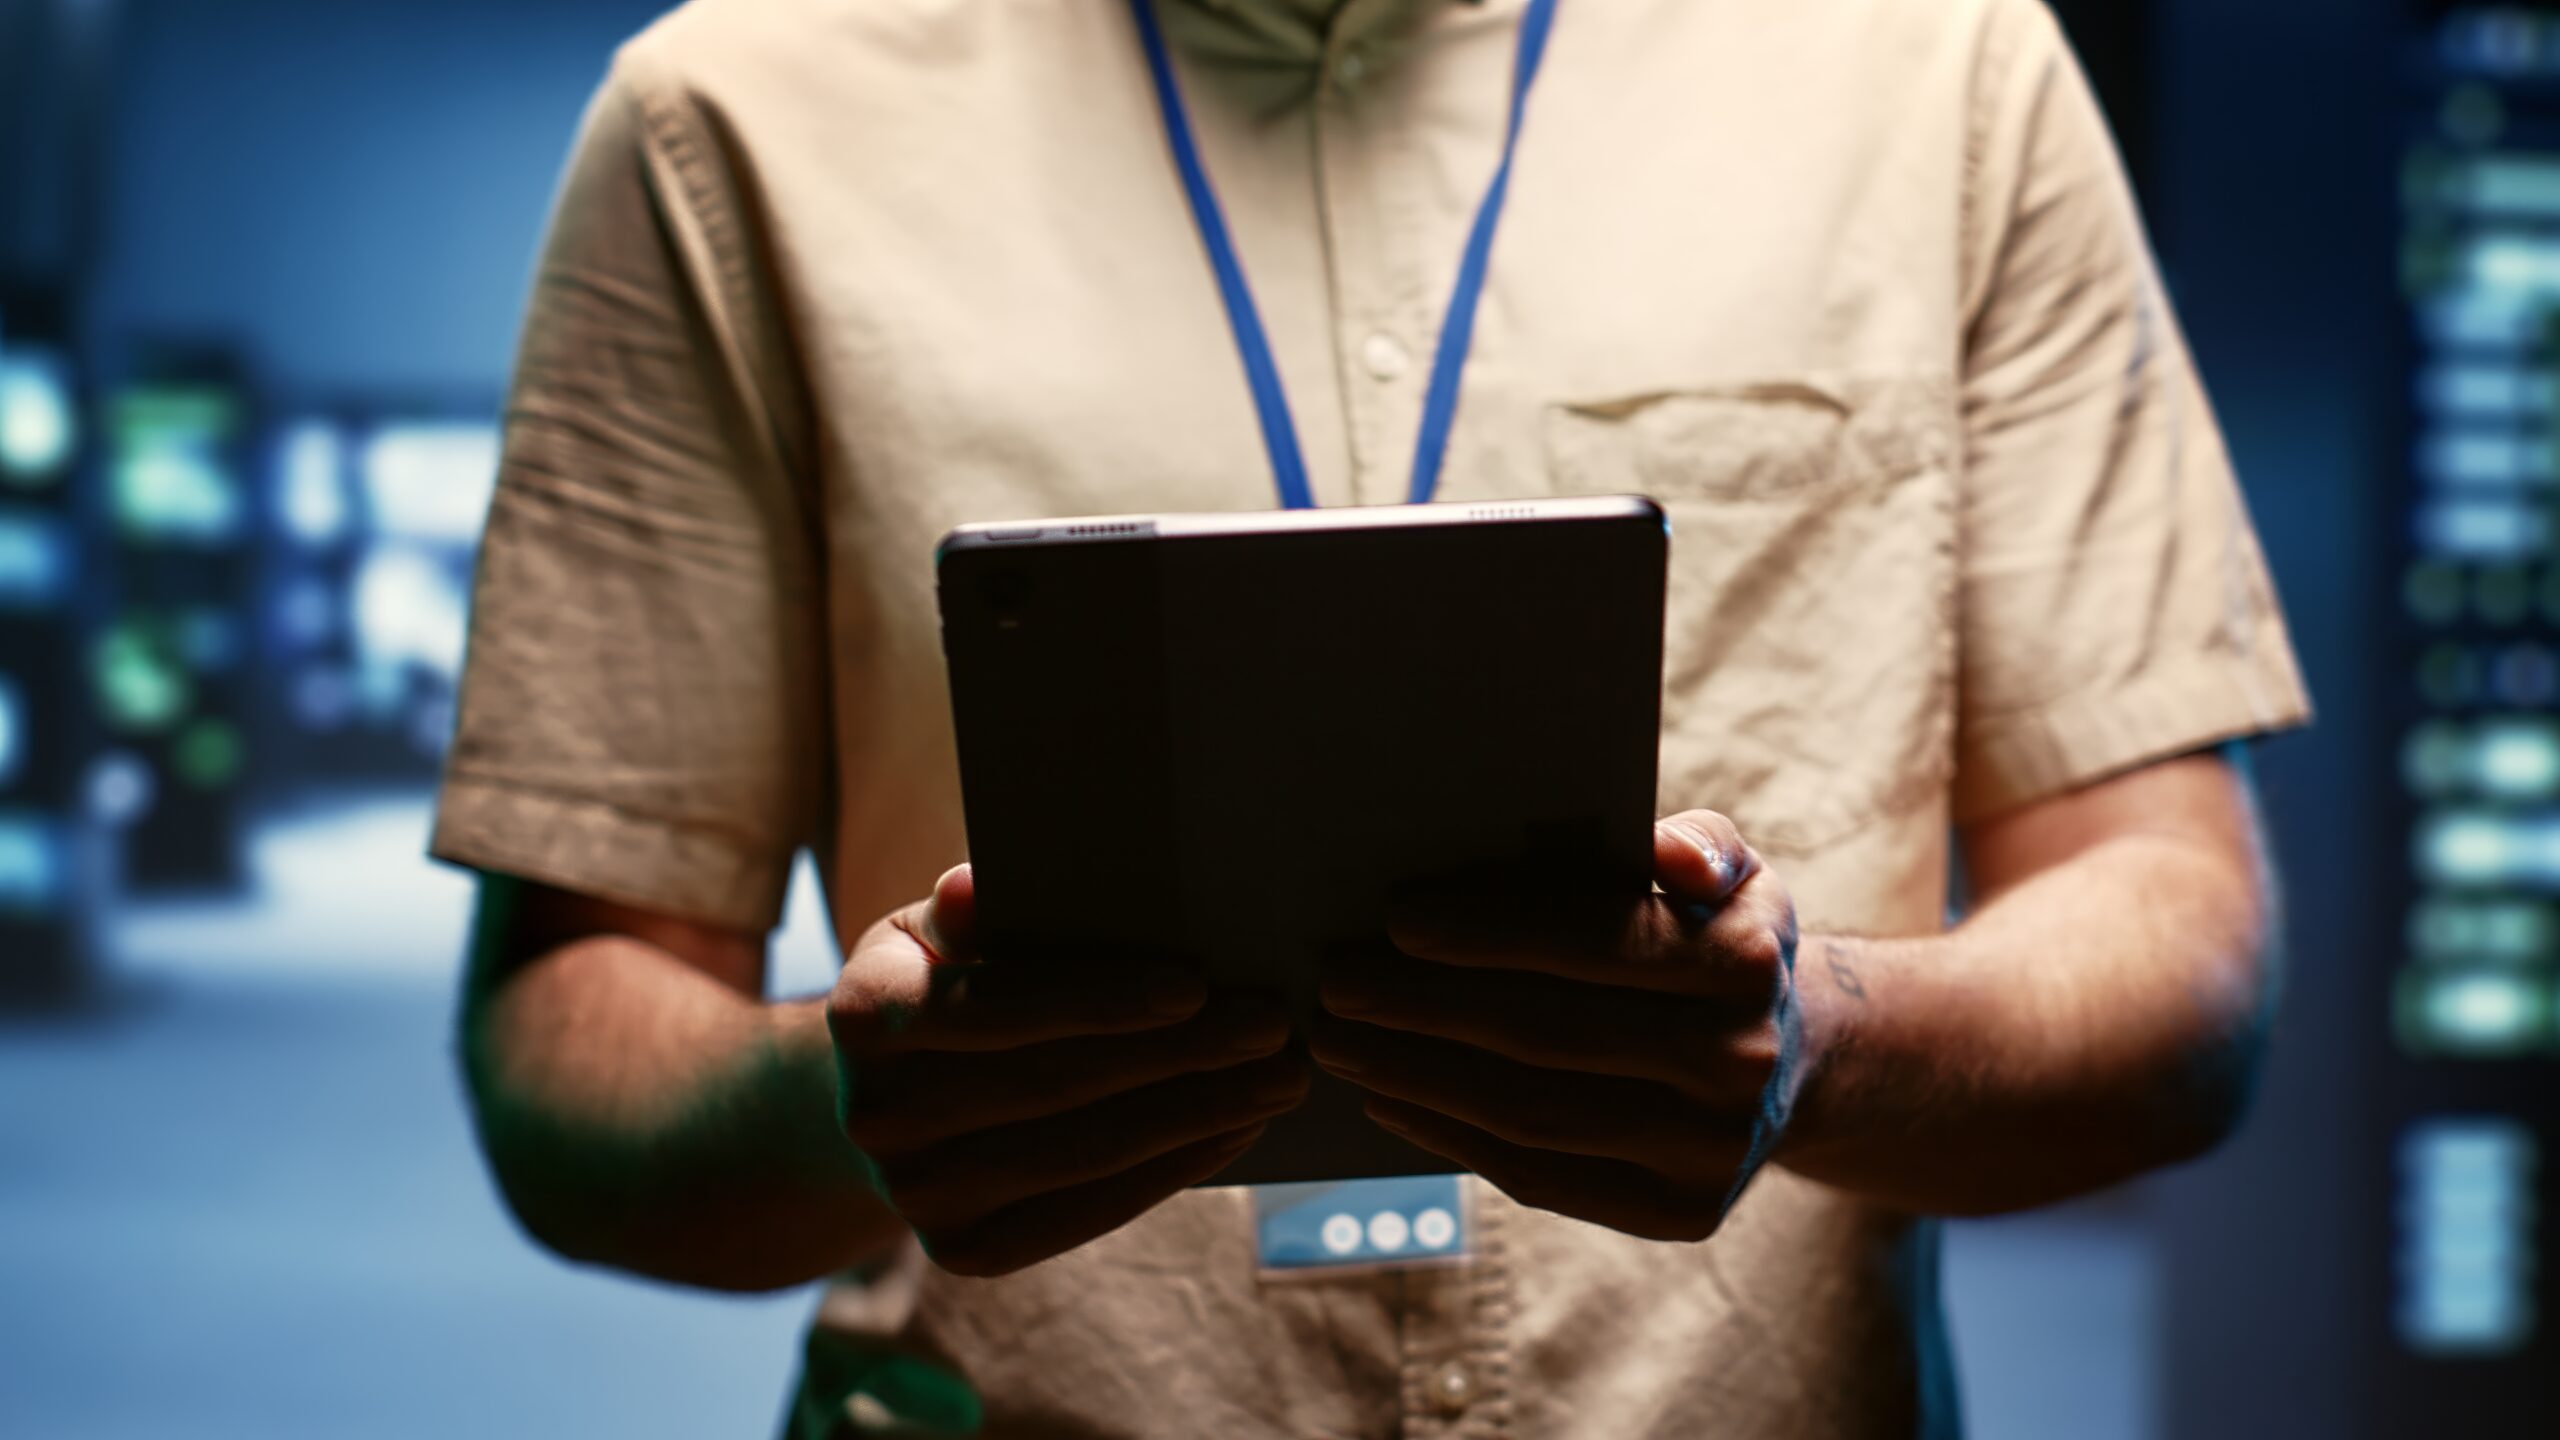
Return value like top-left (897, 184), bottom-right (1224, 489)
top-left (981, 568), bottom-right (1031, 627)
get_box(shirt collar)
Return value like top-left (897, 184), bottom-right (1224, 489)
top-left (1160, 0), bottom-right (1467, 82)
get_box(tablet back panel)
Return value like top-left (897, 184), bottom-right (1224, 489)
top-left (937, 500), bottom-right (1666, 1184)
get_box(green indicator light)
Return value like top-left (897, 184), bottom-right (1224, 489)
top-left (2403, 561), bottom-right (2467, 625)
top-left (2476, 565), bottom-right (2532, 625)
top-left (172, 719), bottom-right (244, 790)
top-left (2418, 644), bottom-right (2481, 709)
top-left (93, 623), bottom-right (190, 733)
top-left (2395, 969), bottom-right (2552, 1058)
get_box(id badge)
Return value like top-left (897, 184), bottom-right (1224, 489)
top-left (1250, 1175), bottom-right (1470, 1277)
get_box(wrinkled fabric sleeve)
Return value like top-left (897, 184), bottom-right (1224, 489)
top-left (429, 58), bottom-right (825, 933)
top-left (1950, 0), bottom-right (2309, 822)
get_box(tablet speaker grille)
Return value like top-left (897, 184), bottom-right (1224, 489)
top-left (1467, 505), bottom-right (1537, 522)
top-left (1063, 521), bottom-right (1149, 538)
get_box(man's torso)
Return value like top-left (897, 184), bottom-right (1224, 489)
top-left (589, 1), bottom-right (2043, 1433)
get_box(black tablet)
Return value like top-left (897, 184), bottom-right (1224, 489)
top-left (935, 496), bottom-right (1667, 1185)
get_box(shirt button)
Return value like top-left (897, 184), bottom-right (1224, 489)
top-left (1334, 50), bottom-right (1367, 87)
top-left (1429, 1359), bottom-right (1473, 1415)
top-left (1361, 332), bottom-right (1411, 381)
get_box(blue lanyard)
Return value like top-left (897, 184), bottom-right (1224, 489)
top-left (1129, 0), bottom-right (1561, 509)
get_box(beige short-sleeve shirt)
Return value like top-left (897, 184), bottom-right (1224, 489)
top-left (432, 0), bottom-right (2310, 1434)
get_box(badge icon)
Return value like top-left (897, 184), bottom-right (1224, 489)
top-left (1368, 1210), bottom-right (1410, 1253)
top-left (1321, 1213), bottom-right (1363, 1255)
top-left (1413, 1206), bottom-right (1457, 1250)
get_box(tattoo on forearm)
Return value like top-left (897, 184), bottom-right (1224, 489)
top-left (1821, 941), bottom-right (1868, 1002)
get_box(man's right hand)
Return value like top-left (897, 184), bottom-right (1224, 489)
top-left (825, 864), bottom-right (1306, 1277)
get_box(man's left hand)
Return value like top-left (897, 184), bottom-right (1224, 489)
top-left (1310, 810), bottom-right (1812, 1242)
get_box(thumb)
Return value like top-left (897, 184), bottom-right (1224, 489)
top-left (1653, 811), bottom-right (1753, 905)
top-left (914, 863), bottom-right (978, 964)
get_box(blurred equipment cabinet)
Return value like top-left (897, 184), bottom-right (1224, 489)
top-left (2387, 3), bottom-right (2560, 1428)
top-left (0, 282), bottom-right (97, 1003)
top-left (98, 348), bottom-right (257, 893)
top-left (255, 400), bottom-right (498, 784)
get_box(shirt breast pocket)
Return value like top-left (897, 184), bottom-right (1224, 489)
top-left (1542, 374), bottom-right (1960, 854)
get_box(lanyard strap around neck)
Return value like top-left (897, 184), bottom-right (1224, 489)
top-left (1129, 0), bottom-right (1561, 509)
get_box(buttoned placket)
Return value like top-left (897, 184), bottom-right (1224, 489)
top-left (1389, 1193), bottom-right (1514, 1438)
top-left (1311, 25), bottom-right (1431, 505)
top-left (1303, 16), bottom-right (1518, 1434)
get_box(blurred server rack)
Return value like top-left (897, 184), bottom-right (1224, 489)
top-left (256, 398), bottom-right (498, 786)
top-left (0, 281), bottom-right (98, 1003)
top-left (97, 345), bottom-right (258, 893)
top-left (2388, 5), bottom-right (2560, 1429)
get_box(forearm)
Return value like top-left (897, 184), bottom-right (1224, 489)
top-left (1778, 826), bottom-right (2273, 1215)
top-left (462, 934), bottom-right (904, 1290)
